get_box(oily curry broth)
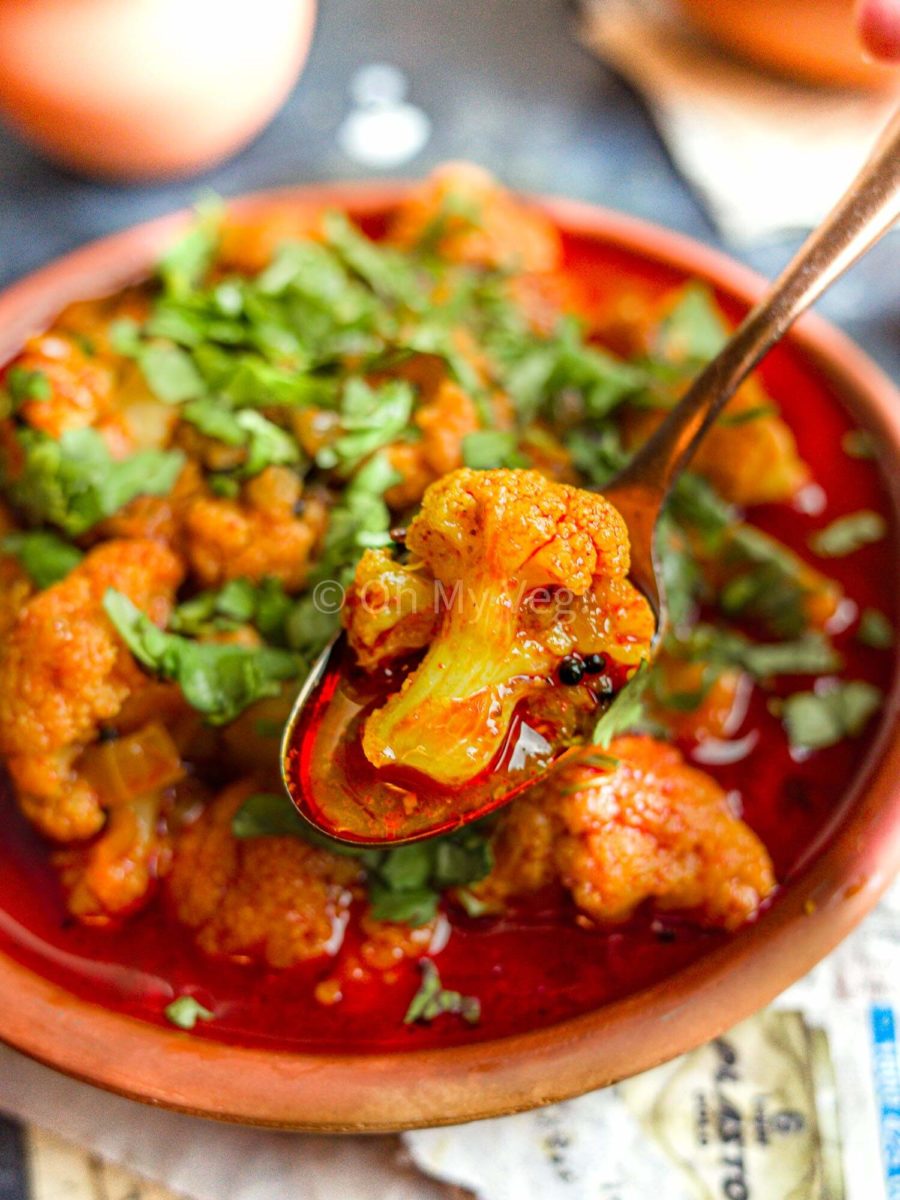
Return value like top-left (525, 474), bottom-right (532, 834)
top-left (0, 219), bottom-right (895, 1054)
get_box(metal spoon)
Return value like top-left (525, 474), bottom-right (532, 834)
top-left (282, 106), bottom-right (900, 845)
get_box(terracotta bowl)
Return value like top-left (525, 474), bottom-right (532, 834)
top-left (0, 185), bottom-right (898, 1131)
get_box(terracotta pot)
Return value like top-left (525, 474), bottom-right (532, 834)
top-left (678, 0), bottom-right (900, 90)
top-left (0, 185), bottom-right (898, 1130)
top-left (0, 0), bottom-right (317, 181)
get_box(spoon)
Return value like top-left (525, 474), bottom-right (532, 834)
top-left (282, 106), bottom-right (900, 846)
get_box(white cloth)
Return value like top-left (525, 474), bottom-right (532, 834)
top-left (579, 0), bottom-right (898, 242)
top-left (0, 1049), bottom-right (444, 1200)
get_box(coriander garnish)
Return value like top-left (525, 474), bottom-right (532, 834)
top-left (404, 960), bottom-right (481, 1026)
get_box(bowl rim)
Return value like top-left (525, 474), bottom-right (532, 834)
top-left (0, 182), bottom-right (898, 1132)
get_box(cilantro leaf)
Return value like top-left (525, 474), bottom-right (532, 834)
top-left (461, 429), bottom-right (525, 470)
top-left (842, 429), bottom-right (877, 460)
top-left (857, 609), bottom-right (894, 650)
top-left (323, 211), bottom-right (426, 307)
top-left (317, 379), bottom-right (415, 472)
top-left (782, 681), bottom-right (882, 751)
top-left (309, 452), bottom-right (400, 588)
top-left (164, 996), bottom-right (214, 1031)
top-left (139, 343), bottom-right (206, 404)
top-left (1, 530), bottom-right (83, 588)
top-left (809, 511), bottom-right (887, 558)
top-left (103, 590), bottom-right (300, 725)
top-left (404, 960), bottom-right (480, 1026)
top-left (655, 283), bottom-right (728, 364)
top-left (231, 792), bottom-right (308, 839)
top-left (681, 626), bottom-right (843, 679)
top-left (5, 366), bottom-right (51, 405)
top-left (170, 576), bottom-right (292, 642)
top-left (593, 662), bottom-right (652, 747)
top-left (2, 428), bottom-right (185, 537)
top-left (157, 201), bottom-right (221, 297)
top-left (181, 401), bottom-right (300, 476)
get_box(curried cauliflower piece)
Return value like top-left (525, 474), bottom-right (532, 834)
top-left (647, 654), bottom-right (750, 744)
top-left (167, 780), bottom-right (364, 968)
top-left (342, 548), bottom-right (438, 671)
top-left (182, 466), bottom-right (327, 591)
top-left (348, 468), bottom-right (654, 787)
top-left (475, 736), bottom-right (775, 930)
top-left (383, 378), bottom-right (482, 510)
top-left (0, 538), bottom-right (183, 840)
top-left (627, 379), bottom-right (810, 507)
top-left (387, 162), bottom-right (562, 273)
top-left (7, 331), bottom-right (117, 441)
top-left (57, 721), bottom-right (186, 922)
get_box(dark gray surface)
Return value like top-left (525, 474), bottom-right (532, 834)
top-left (0, 1116), bottom-right (26, 1200)
top-left (1, 0), bottom-right (898, 378)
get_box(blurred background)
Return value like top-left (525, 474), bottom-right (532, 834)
top-left (0, 0), bottom-right (898, 380)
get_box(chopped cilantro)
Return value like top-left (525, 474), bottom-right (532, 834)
top-left (2, 428), bottom-right (185, 537)
top-left (809, 511), bottom-right (886, 558)
top-left (232, 791), bottom-right (493, 926)
top-left (308, 452), bottom-right (400, 588)
top-left (157, 200), bottom-right (221, 297)
top-left (164, 995), bottom-right (214, 1031)
top-left (681, 626), bottom-right (843, 679)
top-left (103, 590), bottom-right (300, 725)
top-left (842, 429), bottom-right (877, 460)
top-left (655, 283), bottom-right (728, 364)
top-left (593, 662), bottom-right (651, 747)
top-left (181, 401), bottom-right (300, 476)
top-left (461, 429), bottom-right (524, 470)
top-left (404, 960), bottom-right (480, 1026)
top-left (782, 681), bottom-right (882, 751)
top-left (232, 792), bottom-right (309, 839)
top-left (139, 343), bottom-right (206, 404)
top-left (5, 366), bottom-right (52, 405)
top-left (857, 609), bottom-right (893, 650)
top-left (170, 577), bottom-right (292, 642)
top-left (323, 211), bottom-right (427, 307)
top-left (1, 530), bottom-right (83, 588)
top-left (317, 378), bottom-right (415, 472)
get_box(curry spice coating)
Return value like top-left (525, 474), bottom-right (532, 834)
top-left (0, 538), bottom-right (183, 840)
top-left (350, 467), bottom-right (654, 786)
top-left (476, 736), bottom-right (775, 930)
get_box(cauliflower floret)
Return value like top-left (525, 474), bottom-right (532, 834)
top-left (383, 378), bottom-right (482, 509)
top-left (5, 297), bottom-right (179, 458)
top-left (0, 538), bottom-right (183, 840)
top-left (627, 379), bottom-right (810, 506)
top-left (7, 331), bottom-right (117, 440)
top-left (476, 736), bottom-right (775, 930)
top-left (56, 721), bottom-right (186, 922)
top-left (167, 780), bottom-right (364, 968)
top-left (343, 548), bottom-right (438, 671)
top-left (183, 466), bottom-right (327, 590)
top-left (350, 468), bottom-right (654, 787)
top-left (388, 163), bottom-right (562, 273)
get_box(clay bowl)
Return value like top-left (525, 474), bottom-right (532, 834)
top-left (0, 185), bottom-right (898, 1131)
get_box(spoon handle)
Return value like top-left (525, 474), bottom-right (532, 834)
top-left (616, 104), bottom-right (900, 501)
